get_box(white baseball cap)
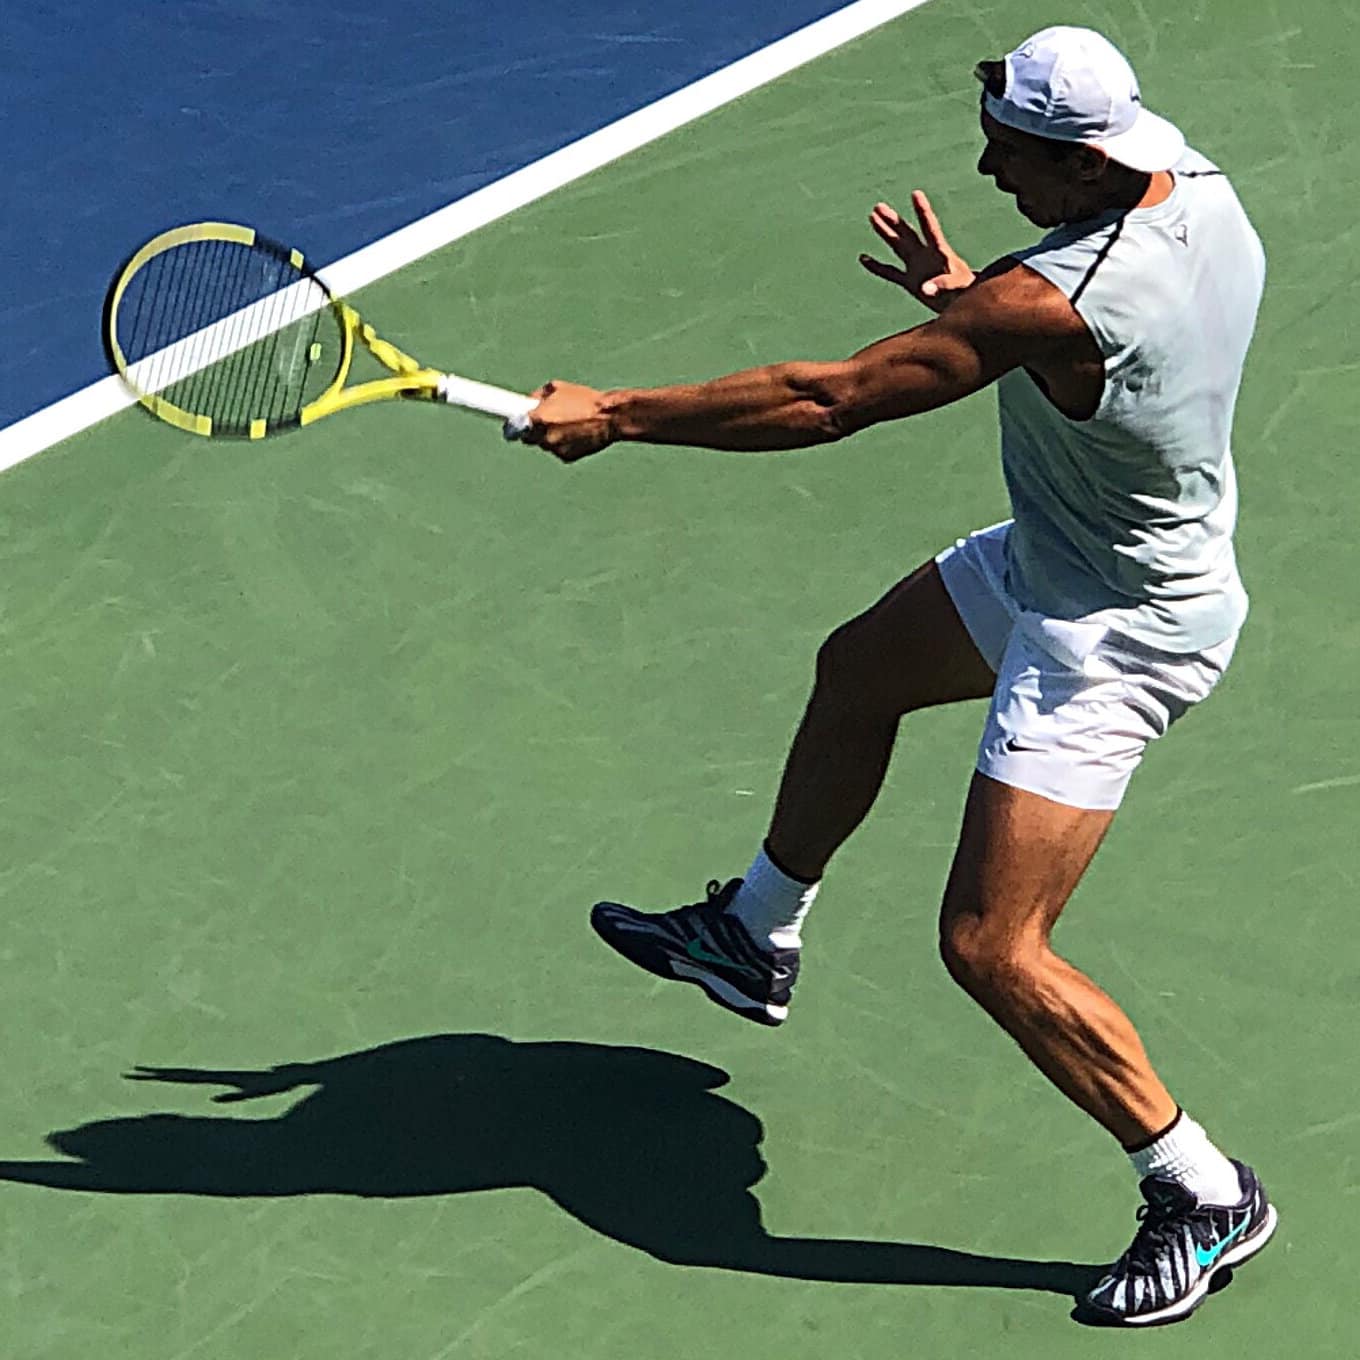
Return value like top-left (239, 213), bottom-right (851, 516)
top-left (982, 26), bottom-right (1185, 174)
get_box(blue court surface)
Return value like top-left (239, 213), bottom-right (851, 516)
top-left (2, 0), bottom-right (847, 429)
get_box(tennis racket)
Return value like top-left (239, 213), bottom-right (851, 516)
top-left (103, 221), bottom-right (537, 441)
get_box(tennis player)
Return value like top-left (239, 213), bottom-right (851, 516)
top-left (521, 26), bottom-right (1274, 1326)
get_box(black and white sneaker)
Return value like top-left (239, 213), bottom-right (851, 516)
top-left (590, 879), bottom-right (798, 1026)
top-left (1082, 1160), bottom-right (1278, 1326)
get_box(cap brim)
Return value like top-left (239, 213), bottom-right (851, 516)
top-left (1094, 107), bottom-right (1185, 174)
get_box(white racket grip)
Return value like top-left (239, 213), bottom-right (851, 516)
top-left (501, 409), bottom-right (534, 442)
top-left (437, 374), bottom-right (537, 441)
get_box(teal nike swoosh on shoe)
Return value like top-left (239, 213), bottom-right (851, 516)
top-left (590, 878), bottom-right (800, 1027)
top-left (1194, 1217), bottom-right (1249, 1269)
top-left (683, 936), bottom-right (764, 978)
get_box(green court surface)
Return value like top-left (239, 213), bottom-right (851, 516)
top-left (2, 1), bottom-right (1356, 1356)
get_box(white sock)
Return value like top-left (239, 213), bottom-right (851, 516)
top-left (1128, 1111), bottom-right (1243, 1206)
top-left (727, 844), bottom-right (819, 951)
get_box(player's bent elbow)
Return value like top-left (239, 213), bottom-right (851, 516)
top-left (819, 384), bottom-right (895, 440)
top-left (823, 396), bottom-right (878, 440)
top-left (782, 363), bottom-right (863, 443)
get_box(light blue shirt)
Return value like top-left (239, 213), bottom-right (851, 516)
top-left (998, 148), bottom-right (1266, 651)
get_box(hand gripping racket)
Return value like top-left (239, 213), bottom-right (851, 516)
top-left (103, 222), bottom-right (536, 441)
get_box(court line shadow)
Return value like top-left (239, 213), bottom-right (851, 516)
top-left (0, 1033), bottom-right (1102, 1298)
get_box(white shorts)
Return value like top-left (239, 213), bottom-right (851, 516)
top-left (936, 521), bottom-right (1237, 811)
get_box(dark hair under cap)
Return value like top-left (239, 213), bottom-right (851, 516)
top-left (974, 59), bottom-right (1006, 97)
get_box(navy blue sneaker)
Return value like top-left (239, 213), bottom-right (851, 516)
top-left (590, 879), bottom-right (798, 1026)
top-left (1083, 1160), bottom-right (1277, 1326)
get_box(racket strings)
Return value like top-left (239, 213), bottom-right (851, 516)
top-left (114, 237), bottom-right (343, 434)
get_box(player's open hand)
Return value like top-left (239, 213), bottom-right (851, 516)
top-left (859, 191), bottom-right (976, 314)
top-left (521, 380), bottom-right (615, 462)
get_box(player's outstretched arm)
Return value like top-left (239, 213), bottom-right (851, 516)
top-left (523, 264), bottom-right (1072, 459)
top-left (523, 261), bottom-right (1088, 462)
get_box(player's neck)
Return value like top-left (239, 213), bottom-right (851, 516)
top-left (1137, 171), bottom-right (1175, 209)
top-left (1085, 168), bottom-right (1173, 219)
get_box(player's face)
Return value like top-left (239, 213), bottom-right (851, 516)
top-left (977, 111), bottom-right (1090, 228)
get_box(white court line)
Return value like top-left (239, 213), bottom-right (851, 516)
top-left (124, 279), bottom-right (322, 396)
top-left (0, 0), bottom-right (937, 474)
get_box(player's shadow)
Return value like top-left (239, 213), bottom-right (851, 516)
top-left (0, 1033), bottom-right (1101, 1297)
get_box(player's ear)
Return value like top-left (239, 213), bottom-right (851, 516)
top-left (1074, 145), bottom-right (1108, 182)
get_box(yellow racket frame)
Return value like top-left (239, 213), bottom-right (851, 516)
top-left (105, 221), bottom-right (449, 439)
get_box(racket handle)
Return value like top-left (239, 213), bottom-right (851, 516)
top-left (437, 374), bottom-right (537, 441)
top-left (501, 410), bottom-right (533, 442)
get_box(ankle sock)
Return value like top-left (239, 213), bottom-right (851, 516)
top-left (727, 843), bottom-right (819, 951)
top-left (1127, 1110), bottom-right (1243, 1206)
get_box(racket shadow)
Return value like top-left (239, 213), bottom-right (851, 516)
top-left (0, 1032), bottom-right (1101, 1298)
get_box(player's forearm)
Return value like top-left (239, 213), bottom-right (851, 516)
top-left (599, 336), bottom-right (979, 451)
top-left (600, 362), bottom-right (852, 452)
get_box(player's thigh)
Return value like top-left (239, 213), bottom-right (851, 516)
top-left (818, 559), bottom-right (997, 713)
top-left (940, 771), bottom-right (1115, 948)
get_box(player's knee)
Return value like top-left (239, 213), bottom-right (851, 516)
top-left (813, 618), bottom-right (909, 714)
top-left (938, 914), bottom-right (980, 989)
top-left (813, 621), bottom-right (859, 690)
top-left (939, 914), bottom-right (1040, 1000)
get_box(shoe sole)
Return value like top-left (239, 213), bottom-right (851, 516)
top-left (590, 905), bottom-right (787, 1027)
top-left (1086, 1203), bottom-right (1279, 1328)
top-left (669, 959), bottom-right (788, 1026)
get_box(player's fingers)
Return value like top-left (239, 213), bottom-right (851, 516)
top-left (869, 201), bottom-right (908, 235)
top-left (912, 190), bottom-right (949, 250)
top-left (922, 271), bottom-right (972, 302)
top-left (858, 254), bottom-right (911, 287)
top-left (541, 436), bottom-right (580, 464)
top-left (870, 206), bottom-right (924, 259)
